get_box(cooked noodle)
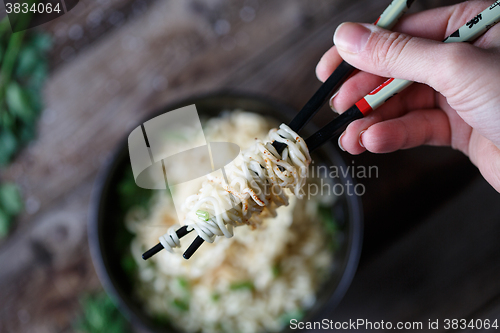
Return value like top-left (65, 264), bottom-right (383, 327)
top-left (126, 111), bottom-right (335, 333)
top-left (160, 123), bottom-right (311, 251)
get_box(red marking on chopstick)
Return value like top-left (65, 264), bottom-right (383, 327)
top-left (374, 16), bottom-right (381, 25)
top-left (368, 78), bottom-right (394, 95)
top-left (355, 98), bottom-right (373, 116)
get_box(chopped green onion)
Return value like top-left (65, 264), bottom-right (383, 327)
top-left (318, 204), bottom-right (337, 235)
top-left (279, 309), bottom-right (305, 326)
top-left (152, 314), bottom-right (170, 327)
top-left (211, 292), bottom-right (220, 302)
top-left (318, 204), bottom-right (339, 251)
top-left (121, 254), bottom-right (137, 276)
top-left (215, 322), bottom-right (224, 331)
top-left (272, 263), bottom-right (281, 278)
top-left (196, 210), bottom-right (209, 221)
top-left (229, 281), bottom-right (254, 291)
top-left (177, 277), bottom-right (189, 291)
top-left (172, 299), bottom-right (189, 312)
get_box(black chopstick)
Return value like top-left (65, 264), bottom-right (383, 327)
top-left (290, 61), bottom-right (355, 133)
top-left (142, 225), bottom-right (193, 260)
top-left (272, 61), bottom-right (355, 155)
top-left (183, 236), bottom-right (205, 259)
top-left (184, 63), bottom-right (356, 258)
top-left (146, 0), bottom-right (419, 260)
top-left (305, 104), bottom-right (364, 152)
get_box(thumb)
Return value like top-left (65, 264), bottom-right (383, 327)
top-left (333, 22), bottom-right (485, 97)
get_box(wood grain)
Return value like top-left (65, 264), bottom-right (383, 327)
top-left (331, 177), bottom-right (500, 331)
top-left (0, 0), bottom-right (496, 332)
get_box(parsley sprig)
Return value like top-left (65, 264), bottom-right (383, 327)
top-left (0, 183), bottom-right (23, 238)
top-left (0, 17), bottom-right (52, 165)
top-left (74, 292), bottom-right (132, 333)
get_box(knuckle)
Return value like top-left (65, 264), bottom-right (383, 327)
top-left (365, 125), bottom-right (395, 153)
top-left (369, 31), bottom-right (414, 75)
top-left (440, 44), bottom-right (464, 75)
top-left (437, 43), bottom-right (475, 91)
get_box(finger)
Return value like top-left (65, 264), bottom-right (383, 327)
top-left (474, 17), bottom-right (500, 48)
top-left (330, 71), bottom-right (387, 112)
top-left (341, 109), bottom-right (452, 155)
top-left (316, 45), bottom-right (343, 82)
top-left (338, 104), bottom-right (406, 155)
top-left (333, 16), bottom-right (500, 147)
top-left (331, 72), bottom-right (435, 115)
top-left (337, 84), bottom-right (438, 155)
top-left (468, 131), bottom-right (500, 192)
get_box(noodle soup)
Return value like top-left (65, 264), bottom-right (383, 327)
top-left (120, 111), bottom-right (338, 333)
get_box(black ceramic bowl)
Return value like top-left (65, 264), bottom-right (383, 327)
top-left (89, 91), bottom-right (363, 333)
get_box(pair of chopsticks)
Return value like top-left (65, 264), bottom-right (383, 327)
top-left (144, 0), bottom-right (500, 260)
top-left (273, 0), bottom-right (415, 155)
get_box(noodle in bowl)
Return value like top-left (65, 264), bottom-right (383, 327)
top-left (89, 93), bottom-right (363, 333)
top-left (126, 111), bottom-right (337, 333)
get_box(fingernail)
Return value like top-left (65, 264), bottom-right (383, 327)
top-left (329, 89), bottom-right (340, 113)
top-left (315, 61), bottom-right (325, 82)
top-left (338, 132), bottom-right (346, 151)
top-left (334, 22), bottom-right (371, 54)
top-left (358, 130), bottom-right (366, 148)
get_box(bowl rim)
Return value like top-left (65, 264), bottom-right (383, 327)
top-left (88, 90), bottom-right (363, 332)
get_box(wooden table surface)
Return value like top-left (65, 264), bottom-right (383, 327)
top-left (1, 0), bottom-right (500, 332)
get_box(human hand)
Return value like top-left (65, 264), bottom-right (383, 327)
top-left (315, 0), bottom-right (500, 192)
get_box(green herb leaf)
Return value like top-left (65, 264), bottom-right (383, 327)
top-left (0, 209), bottom-right (11, 238)
top-left (31, 33), bottom-right (52, 52)
top-left (0, 17), bottom-right (10, 36)
top-left (0, 129), bottom-right (18, 165)
top-left (75, 292), bottom-right (131, 333)
top-left (19, 121), bottom-right (36, 143)
top-left (0, 27), bottom-right (51, 166)
top-left (0, 183), bottom-right (23, 216)
top-left (86, 298), bottom-right (106, 330)
top-left (27, 62), bottom-right (48, 90)
top-left (6, 82), bottom-right (33, 121)
top-left (16, 46), bottom-right (38, 77)
top-left (1, 108), bottom-right (15, 129)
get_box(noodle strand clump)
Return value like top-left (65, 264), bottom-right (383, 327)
top-left (159, 124), bottom-right (311, 252)
top-left (126, 112), bottom-right (336, 333)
